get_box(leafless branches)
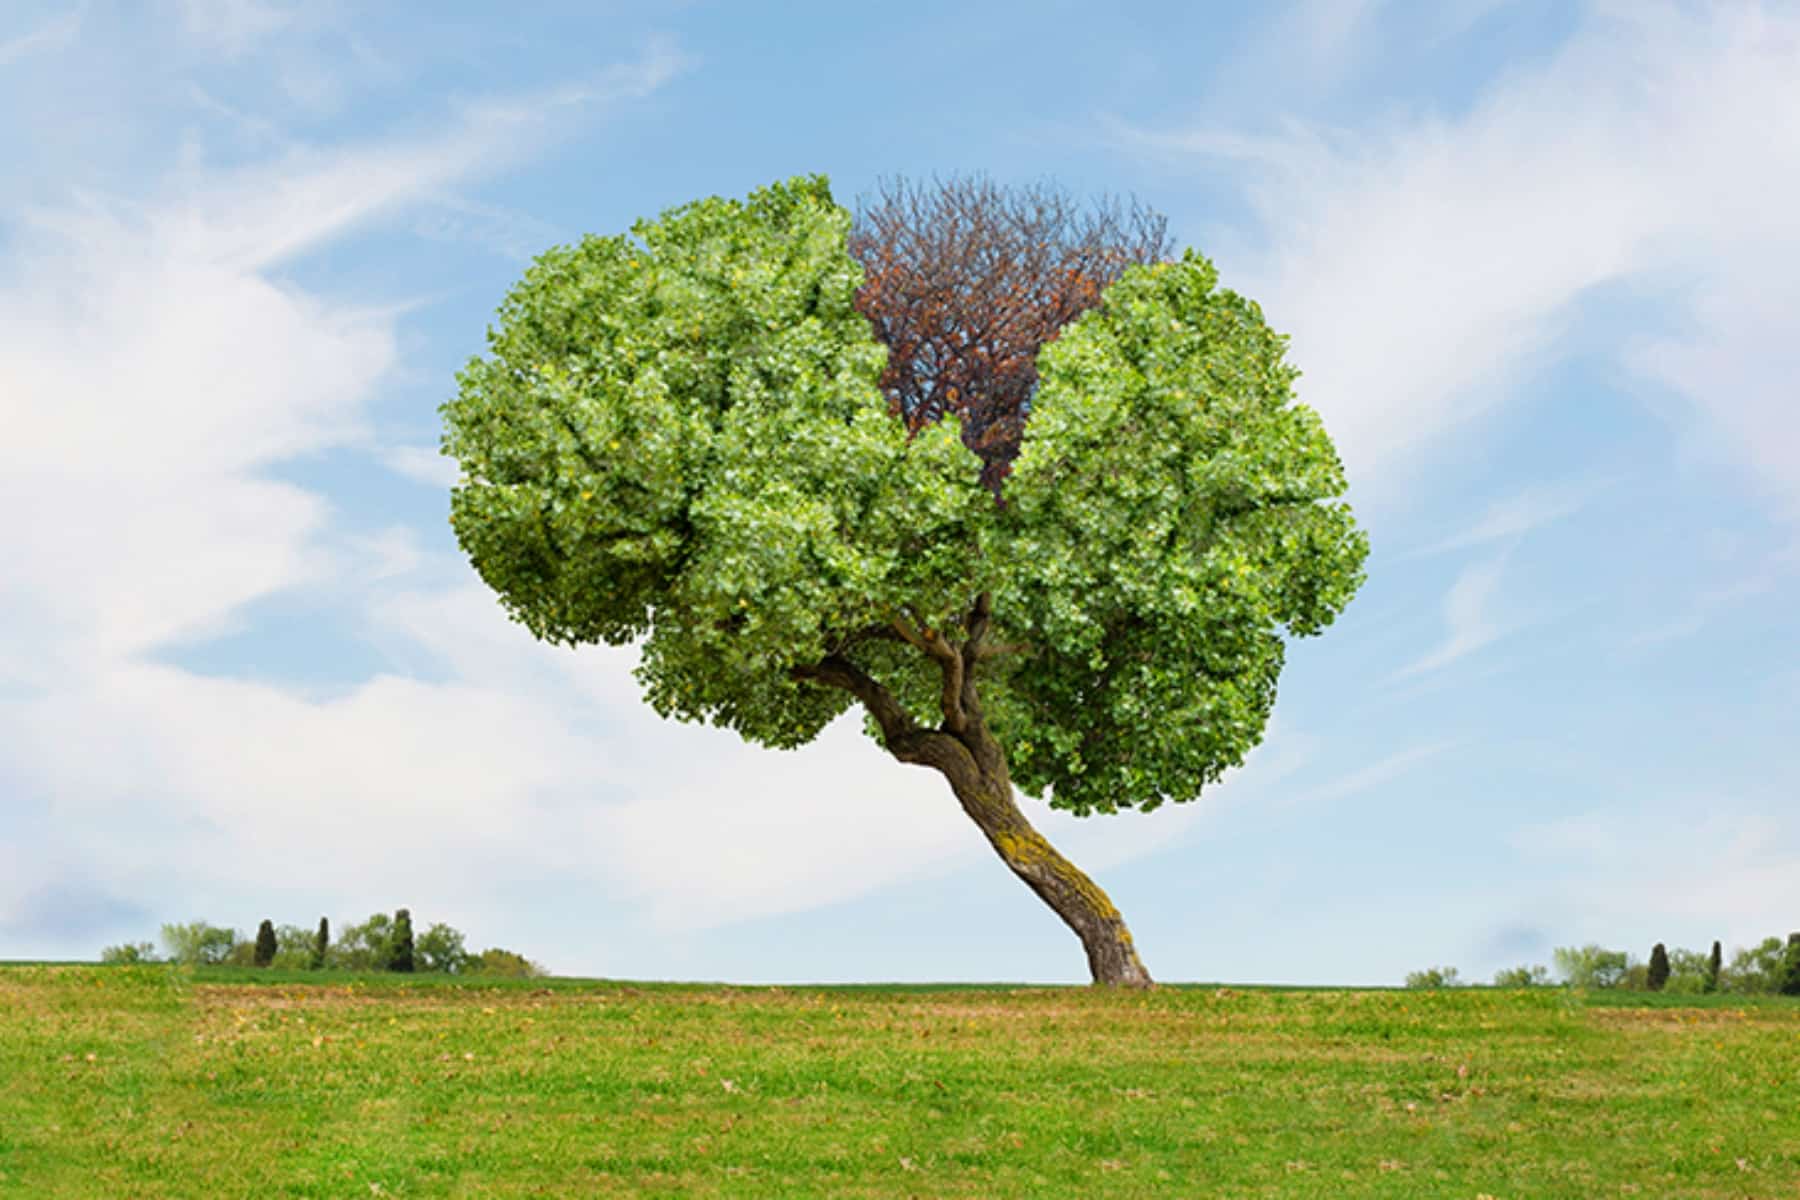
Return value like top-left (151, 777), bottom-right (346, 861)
top-left (848, 175), bottom-right (1174, 497)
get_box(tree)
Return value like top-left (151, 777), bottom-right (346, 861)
top-left (252, 919), bottom-right (278, 968)
top-left (1646, 942), bottom-right (1670, 991)
top-left (160, 921), bottom-right (237, 967)
top-left (1705, 939), bottom-right (1722, 994)
top-left (333, 912), bottom-right (394, 971)
top-left (1782, 932), bottom-right (1800, 997)
top-left (390, 908), bottom-right (415, 973)
top-left (416, 922), bottom-right (471, 974)
top-left (1553, 944), bottom-right (1630, 989)
top-left (311, 917), bottom-right (329, 971)
top-left (1721, 937), bottom-right (1787, 994)
top-left (441, 175), bottom-right (1368, 985)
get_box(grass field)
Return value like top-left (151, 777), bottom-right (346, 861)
top-left (3, 964), bottom-right (1797, 1197)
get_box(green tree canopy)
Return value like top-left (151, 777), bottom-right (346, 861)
top-left (442, 175), bottom-right (1368, 984)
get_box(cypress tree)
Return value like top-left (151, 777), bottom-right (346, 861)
top-left (1646, 942), bottom-right (1670, 992)
top-left (253, 919), bottom-right (277, 968)
top-left (1704, 940), bottom-right (1722, 993)
top-left (391, 908), bottom-right (415, 973)
top-left (1782, 932), bottom-right (1800, 997)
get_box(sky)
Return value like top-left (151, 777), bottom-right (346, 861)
top-left (1, 0), bottom-right (1796, 986)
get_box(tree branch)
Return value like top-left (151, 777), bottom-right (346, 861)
top-left (790, 654), bottom-right (973, 777)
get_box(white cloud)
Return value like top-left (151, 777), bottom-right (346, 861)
top-left (0, 44), bottom-right (693, 951)
top-left (381, 444), bottom-right (460, 489)
top-left (1120, 1), bottom-right (1800, 520)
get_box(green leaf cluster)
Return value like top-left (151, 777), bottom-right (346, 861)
top-left (442, 176), bottom-right (1368, 813)
top-left (981, 254), bottom-right (1367, 811)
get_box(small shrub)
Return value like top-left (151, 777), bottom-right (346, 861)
top-left (1492, 964), bottom-right (1552, 988)
top-left (100, 942), bottom-right (158, 965)
top-left (1705, 940), bottom-right (1722, 993)
top-left (311, 917), bottom-right (329, 970)
top-left (1782, 933), bottom-right (1800, 997)
top-left (1646, 943), bottom-right (1670, 992)
top-left (253, 920), bottom-right (278, 968)
top-left (1404, 966), bottom-right (1461, 989)
top-left (471, 948), bottom-right (545, 979)
top-left (267, 925), bottom-right (315, 970)
top-left (1664, 948), bottom-right (1712, 994)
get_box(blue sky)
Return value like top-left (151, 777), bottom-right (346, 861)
top-left (2, 0), bottom-right (1795, 985)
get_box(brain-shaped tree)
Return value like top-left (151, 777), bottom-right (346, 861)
top-left (442, 175), bottom-right (1368, 985)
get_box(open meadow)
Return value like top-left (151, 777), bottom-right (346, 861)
top-left (2, 964), bottom-right (1797, 1197)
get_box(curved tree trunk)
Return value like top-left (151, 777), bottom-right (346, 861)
top-left (945, 768), bottom-right (1153, 988)
top-left (790, 627), bottom-right (1153, 988)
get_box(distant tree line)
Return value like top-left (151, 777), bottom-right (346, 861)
top-left (99, 909), bottom-right (545, 978)
top-left (1407, 932), bottom-right (1800, 995)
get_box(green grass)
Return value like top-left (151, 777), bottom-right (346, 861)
top-left (3, 965), bottom-right (1797, 1197)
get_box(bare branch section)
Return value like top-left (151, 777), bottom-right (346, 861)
top-left (849, 176), bottom-right (1174, 497)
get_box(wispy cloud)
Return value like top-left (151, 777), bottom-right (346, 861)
top-left (0, 42), bottom-right (697, 944)
top-left (1116, 2), bottom-right (1800, 521)
top-left (1621, 536), bottom-right (1800, 649)
top-left (1279, 740), bottom-right (1455, 809)
top-left (1511, 807), bottom-right (1800, 951)
top-left (177, 0), bottom-right (298, 58)
top-left (1392, 556), bottom-right (1509, 678)
top-left (0, 7), bottom-right (82, 67)
top-left (1402, 475), bottom-right (1619, 558)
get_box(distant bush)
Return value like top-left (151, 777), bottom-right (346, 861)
top-left (1705, 941), bottom-right (1722, 993)
top-left (1782, 934), bottom-right (1800, 997)
top-left (1645, 943), bottom-right (1670, 992)
top-left (1492, 964), bottom-right (1552, 988)
top-left (108, 914), bottom-right (536, 976)
top-left (160, 921), bottom-right (238, 966)
top-left (471, 948), bottom-right (545, 979)
top-left (100, 942), bottom-right (159, 965)
top-left (1404, 966), bottom-right (1461, 989)
top-left (1553, 944), bottom-right (1630, 989)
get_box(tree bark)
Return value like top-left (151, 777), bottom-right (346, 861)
top-left (793, 609), bottom-right (1153, 988)
top-left (943, 760), bottom-right (1153, 988)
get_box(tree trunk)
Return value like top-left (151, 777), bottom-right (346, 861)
top-left (945, 768), bottom-right (1153, 988)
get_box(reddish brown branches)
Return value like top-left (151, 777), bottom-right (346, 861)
top-left (848, 175), bottom-right (1174, 497)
